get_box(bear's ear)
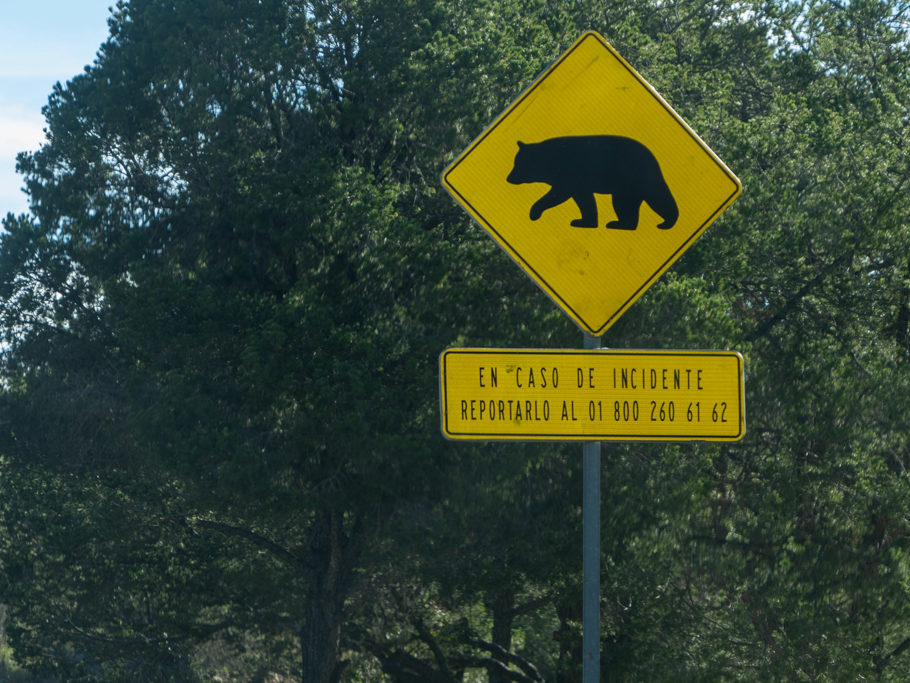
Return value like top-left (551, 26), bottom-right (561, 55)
top-left (516, 140), bottom-right (526, 148)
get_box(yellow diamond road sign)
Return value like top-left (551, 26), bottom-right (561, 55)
top-left (442, 32), bottom-right (741, 336)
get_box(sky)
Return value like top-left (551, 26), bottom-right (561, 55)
top-left (0, 1), bottom-right (116, 217)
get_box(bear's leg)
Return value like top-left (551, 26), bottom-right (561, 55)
top-left (570, 194), bottom-right (598, 228)
top-left (651, 183), bottom-right (678, 229)
top-left (529, 187), bottom-right (571, 221)
top-left (606, 194), bottom-right (642, 230)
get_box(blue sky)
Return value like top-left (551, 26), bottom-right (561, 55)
top-left (1, 1), bottom-right (116, 217)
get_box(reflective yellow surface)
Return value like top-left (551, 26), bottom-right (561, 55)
top-left (442, 32), bottom-right (741, 335)
top-left (440, 348), bottom-right (745, 441)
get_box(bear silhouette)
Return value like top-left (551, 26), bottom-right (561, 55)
top-left (506, 135), bottom-right (678, 230)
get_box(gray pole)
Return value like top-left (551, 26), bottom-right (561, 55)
top-left (583, 332), bottom-right (601, 682)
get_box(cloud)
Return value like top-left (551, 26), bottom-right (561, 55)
top-left (0, 0), bottom-right (115, 217)
top-left (0, 104), bottom-right (45, 216)
top-left (0, 41), bottom-right (100, 80)
top-left (0, 107), bottom-right (44, 156)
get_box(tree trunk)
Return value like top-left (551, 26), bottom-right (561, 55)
top-left (300, 509), bottom-right (349, 683)
top-left (554, 600), bottom-right (582, 683)
top-left (301, 594), bottom-right (341, 683)
top-left (489, 590), bottom-right (514, 683)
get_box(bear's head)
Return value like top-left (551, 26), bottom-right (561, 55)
top-left (506, 141), bottom-right (542, 185)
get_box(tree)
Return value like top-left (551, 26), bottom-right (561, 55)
top-left (605, 0), bottom-right (910, 677)
top-left (0, 0), bottom-right (578, 679)
top-left (1, 0), bottom-right (909, 680)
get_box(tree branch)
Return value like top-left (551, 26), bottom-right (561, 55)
top-left (467, 637), bottom-right (544, 681)
top-left (876, 637), bottom-right (910, 674)
top-left (190, 517), bottom-right (307, 571)
top-left (450, 653), bottom-right (541, 682)
top-left (745, 250), bottom-right (852, 343)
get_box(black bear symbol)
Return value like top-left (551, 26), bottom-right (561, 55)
top-left (506, 135), bottom-right (678, 230)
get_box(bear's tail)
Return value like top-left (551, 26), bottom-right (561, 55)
top-left (651, 180), bottom-right (678, 230)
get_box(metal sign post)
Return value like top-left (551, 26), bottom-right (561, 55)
top-left (438, 31), bottom-right (744, 683)
top-left (582, 332), bottom-right (601, 682)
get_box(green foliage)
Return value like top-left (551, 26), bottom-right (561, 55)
top-left (0, 0), bottom-right (908, 681)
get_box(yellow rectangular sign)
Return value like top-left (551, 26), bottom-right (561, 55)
top-left (440, 348), bottom-right (744, 441)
